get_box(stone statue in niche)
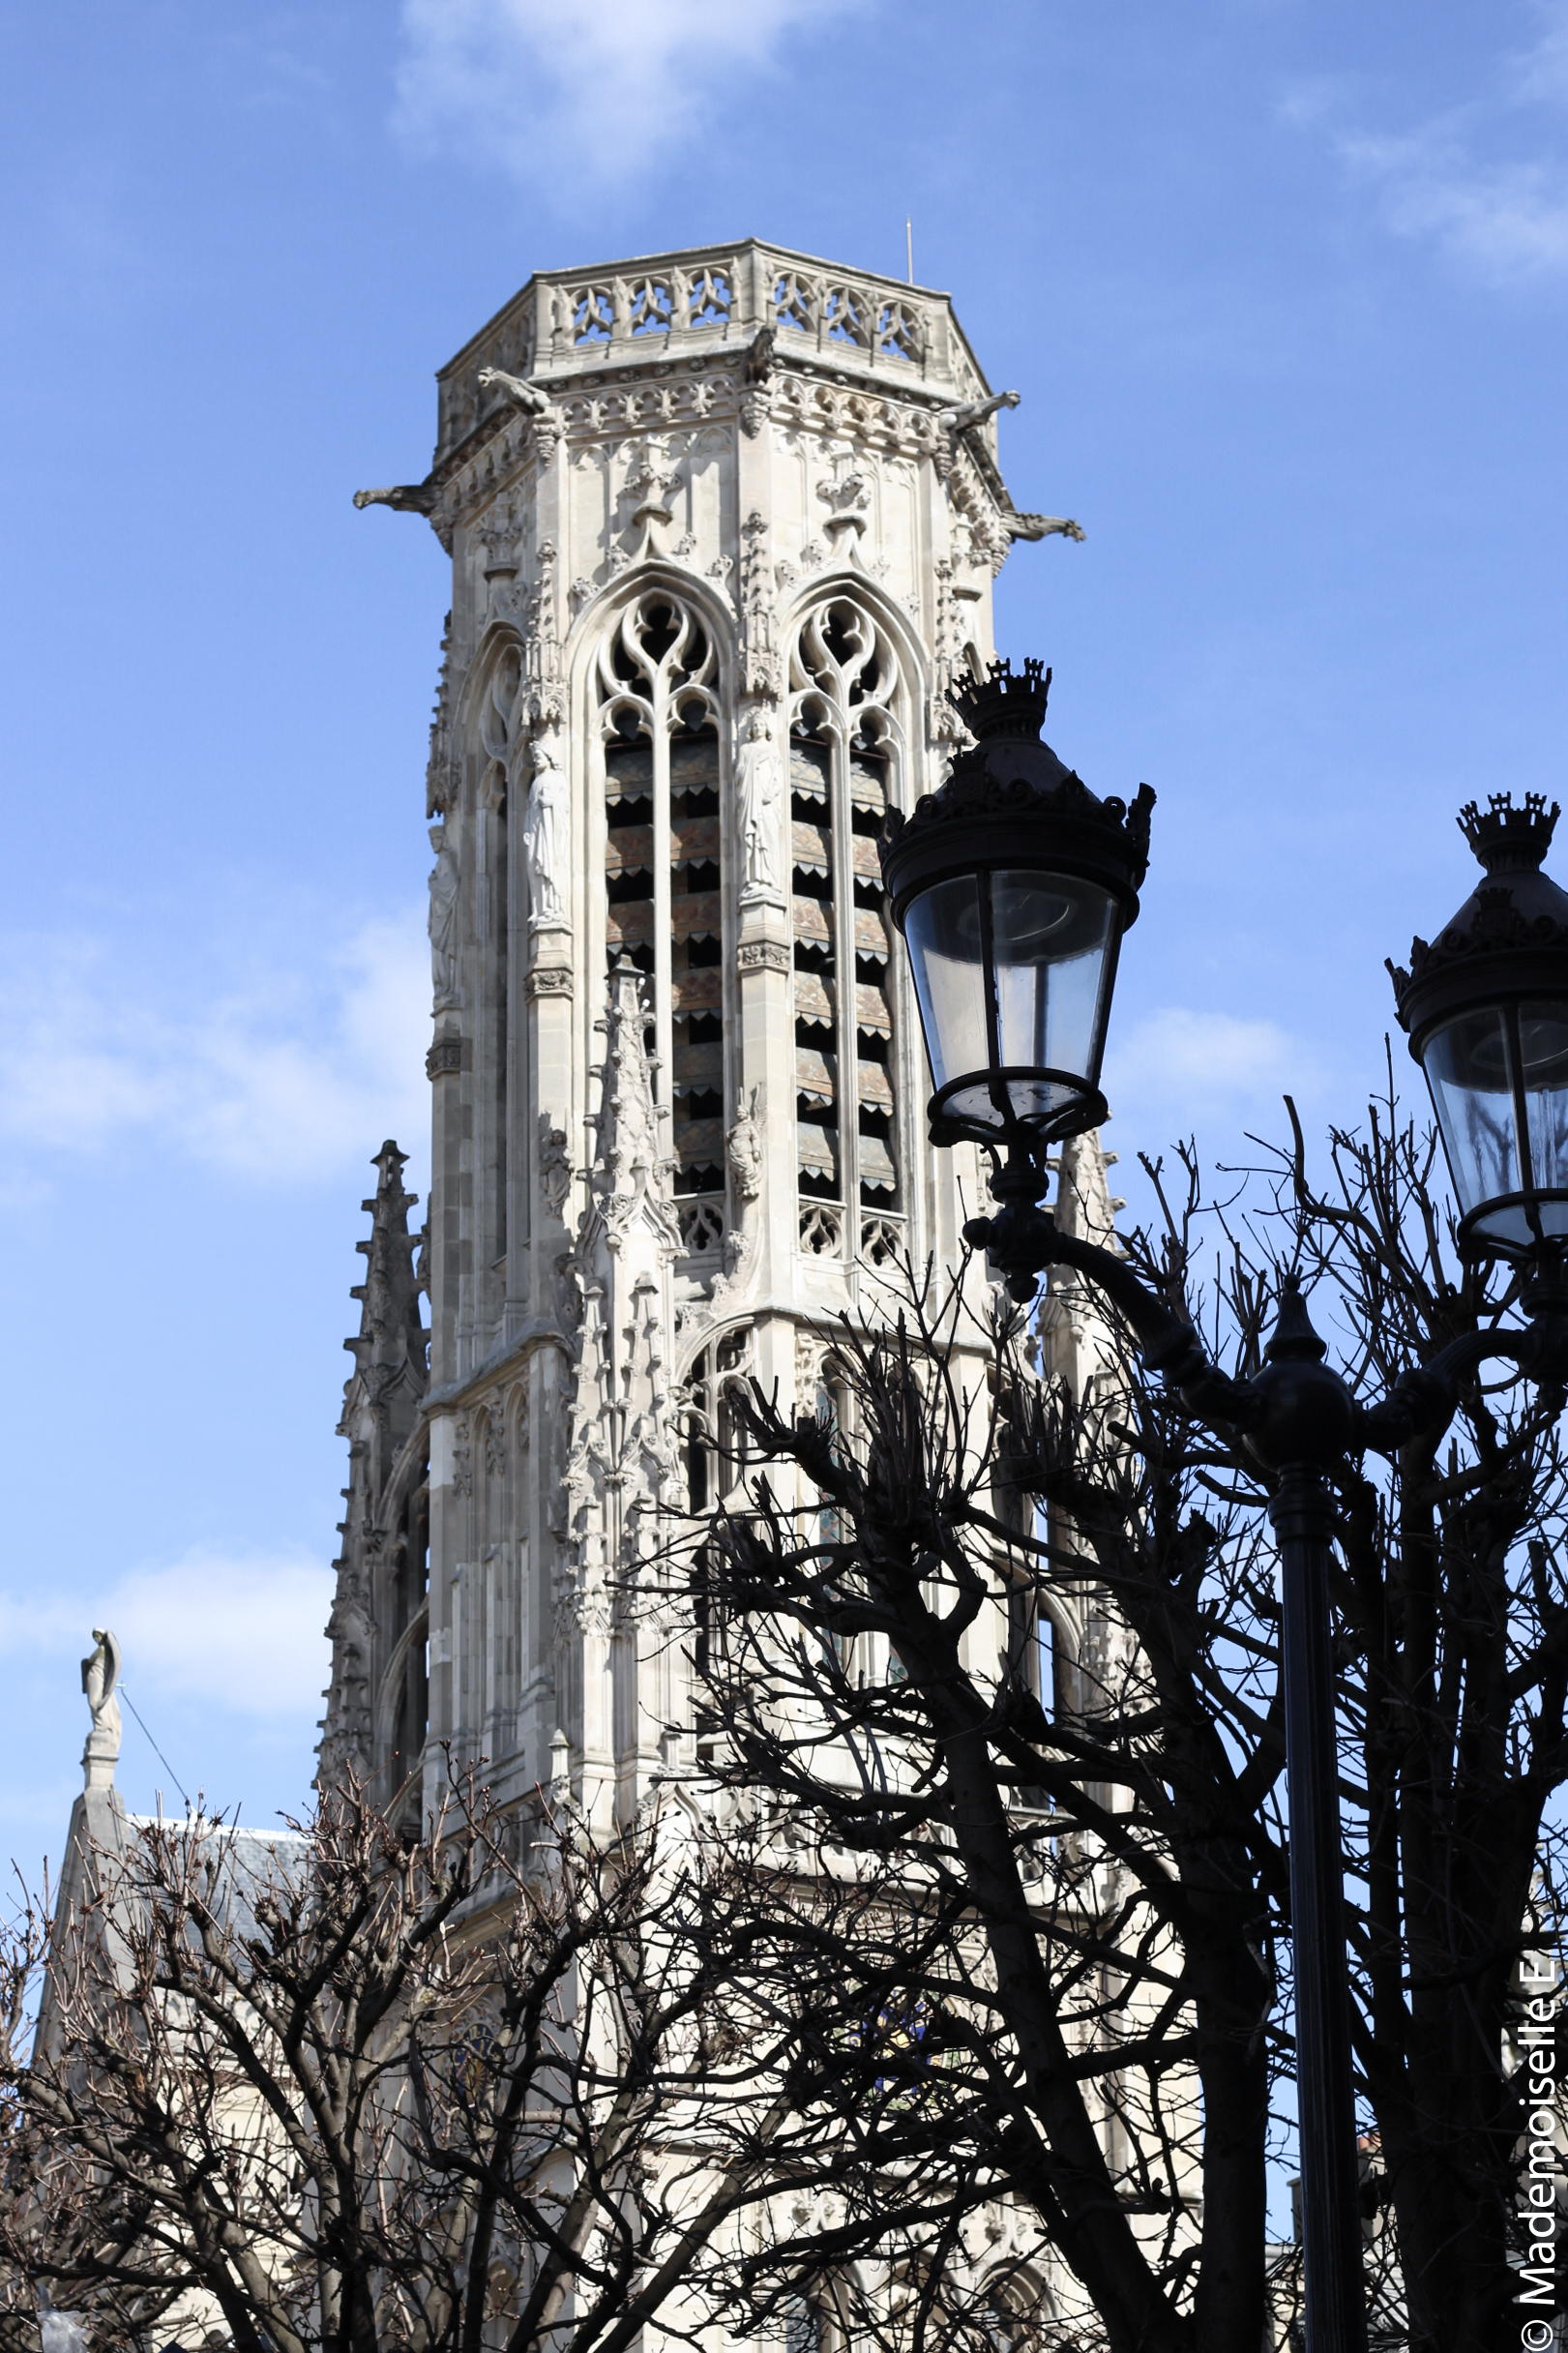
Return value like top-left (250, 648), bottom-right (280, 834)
top-left (736, 711), bottom-right (784, 905)
top-left (81, 1626), bottom-right (122, 1792)
top-left (726, 1087), bottom-right (765, 1202)
top-left (538, 1115), bottom-right (574, 1220)
top-left (522, 737), bottom-right (569, 927)
top-left (429, 824), bottom-right (460, 1010)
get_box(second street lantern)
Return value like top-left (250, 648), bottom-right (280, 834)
top-left (1390, 792), bottom-right (1568, 1267)
top-left (878, 660), bottom-right (1155, 1151)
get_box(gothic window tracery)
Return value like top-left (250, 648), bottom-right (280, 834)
top-left (787, 599), bottom-right (902, 1247)
top-left (597, 595), bottom-right (725, 1212)
top-left (629, 278), bottom-right (672, 336)
top-left (571, 285), bottom-right (614, 345)
top-left (683, 268), bottom-right (731, 328)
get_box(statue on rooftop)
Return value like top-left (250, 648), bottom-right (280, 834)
top-left (81, 1626), bottom-right (122, 1792)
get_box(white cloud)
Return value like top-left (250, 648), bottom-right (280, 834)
top-left (0, 1548), bottom-right (333, 1721)
top-left (1288, 2), bottom-right (1568, 284)
top-left (1341, 127), bottom-right (1568, 282)
top-left (1104, 1005), bottom-right (1320, 1136)
top-left (0, 910), bottom-right (429, 1195)
top-left (394, 0), bottom-right (864, 184)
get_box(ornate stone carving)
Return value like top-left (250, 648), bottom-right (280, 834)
top-left (452, 1416), bottom-right (473, 1497)
top-left (620, 435), bottom-right (684, 558)
top-left (426, 1037), bottom-right (462, 1079)
top-left (475, 495), bottom-right (523, 581)
top-left (522, 539), bottom-right (565, 727)
top-left (426, 610), bottom-right (455, 819)
top-left (736, 938), bottom-right (791, 974)
top-left (928, 558), bottom-right (970, 748)
top-left (428, 823), bottom-right (460, 1011)
top-left (521, 736), bottom-right (569, 927)
top-left (322, 1143), bottom-right (429, 1793)
top-left (816, 462), bottom-right (870, 551)
top-left (556, 962), bottom-right (683, 1628)
top-left (740, 326), bottom-right (776, 438)
top-left (485, 1414), bottom-right (509, 1480)
top-left (740, 510), bottom-right (779, 699)
top-left (525, 966), bottom-right (574, 999)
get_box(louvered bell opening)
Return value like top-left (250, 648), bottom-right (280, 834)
top-left (670, 722), bottom-right (725, 1197)
top-left (606, 733), bottom-right (655, 986)
top-left (791, 734), bottom-right (840, 1203)
top-left (851, 741), bottom-right (898, 1208)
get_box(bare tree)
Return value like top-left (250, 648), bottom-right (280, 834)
top-left (0, 1772), bottom-right (822, 2353)
top-left (681, 1085), bottom-right (1567, 2353)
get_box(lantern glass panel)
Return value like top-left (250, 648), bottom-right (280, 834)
top-left (1521, 1000), bottom-right (1568, 1234)
top-left (902, 874), bottom-right (989, 1096)
top-left (991, 870), bottom-right (1116, 1090)
top-left (1424, 1007), bottom-right (1524, 1233)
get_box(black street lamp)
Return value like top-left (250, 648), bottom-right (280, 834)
top-left (1388, 791), bottom-right (1568, 1287)
top-left (880, 662), bottom-right (1568, 2353)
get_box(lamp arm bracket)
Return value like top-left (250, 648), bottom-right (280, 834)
top-left (1351, 1321), bottom-right (1563, 1459)
top-left (1029, 1226), bottom-right (1267, 1433)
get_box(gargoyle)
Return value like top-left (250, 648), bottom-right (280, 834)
top-left (353, 484), bottom-right (436, 514)
top-left (939, 388), bottom-right (1021, 437)
top-left (477, 364), bottom-right (552, 415)
top-left (1007, 511), bottom-right (1087, 544)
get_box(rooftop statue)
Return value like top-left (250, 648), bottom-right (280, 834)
top-left (80, 1625), bottom-right (122, 1793)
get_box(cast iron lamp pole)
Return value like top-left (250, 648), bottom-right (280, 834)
top-left (879, 665), bottom-right (1568, 2353)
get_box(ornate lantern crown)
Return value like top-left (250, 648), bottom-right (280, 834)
top-left (1391, 790), bottom-right (1568, 1267)
top-left (1460, 790), bottom-right (1560, 874)
top-left (878, 657), bottom-right (1154, 1152)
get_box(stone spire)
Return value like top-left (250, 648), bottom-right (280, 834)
top-left (319, 1143), bottom-right (428, 1789)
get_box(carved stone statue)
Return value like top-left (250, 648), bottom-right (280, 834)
top-left (538, 1115), bottom-right (574, 1219)
top-left (80, 1626), bottom-right (122, 1792)
top-left (726, 1087), bottom-right (765, 1203)
top-left (736, 712), bottom-right (784, 903)
top-left (477, 364), bottom-right (551, 415)
top-left (428, 824), bottom-right (460, 1009)
top-left (522, 738), bottom-right (569, 927)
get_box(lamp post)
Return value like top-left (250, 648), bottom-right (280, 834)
top-left (880, 664), bottom-right (1568, 2353)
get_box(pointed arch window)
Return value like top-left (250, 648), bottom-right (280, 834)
top-left (787, 598), bottom-right (903, 1248)
top-left (597, 596), bottom-right (725, 1222)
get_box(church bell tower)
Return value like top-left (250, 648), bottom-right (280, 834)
top-left (321, 241), bottom-right (1104, 1833)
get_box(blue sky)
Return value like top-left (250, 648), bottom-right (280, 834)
top-left (2, 0), bottom-right (1566, 1860)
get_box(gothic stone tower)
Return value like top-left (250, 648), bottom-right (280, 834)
top-left (323, 241), bottom-right (1113, 1835)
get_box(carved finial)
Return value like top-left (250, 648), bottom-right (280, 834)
top-left (1458, 791), bottom-right (1560, 875)
top-left (81, 1627), bottom-right (122, 1792)
top-left (1263, 1271), bottom-right (1327, 1364)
